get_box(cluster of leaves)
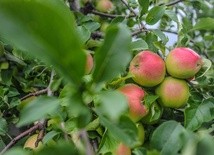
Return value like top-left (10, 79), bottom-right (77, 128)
top-left (0, 0), bottom-right (214, 155)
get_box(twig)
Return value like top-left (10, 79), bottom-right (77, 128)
top-left (91, 10), bottom-right (134, 18)
top-left (35, 120), bottom-right (48, 147)
top-left (120, 0), bottom-right (137, 17)
top-left (166, 0), bottom-right (184, 6)
top-left (60, 122), bottom-right (69, 141)
top-left (68, 0), bottom-right (80, 12)
top-left (0, 123), bottom-right (43, 155)
top-left (79, 130), bottom-right (94, 155)
top-left (20, 89), bottom-right (48, 101)
top-left (47, 70), bottom-right (55, 96)
top-left (131, 27), bottom-right (148, 36)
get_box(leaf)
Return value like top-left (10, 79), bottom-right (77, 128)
top-left (138, 0), bottom-right (150, 15)
top-left (196, 58), bottom-right (212, 78)
top-left (99, 116), bottom-right (138, 147)
top-left (151, 121), bottom-right (185, 155)
top-left (0, 0), bottom-right (86, 86)
top-left (18, 96), bottom-right (60, 127)
top-left (93, 24), bottom-right (131, 84)
top-left (99, 130), bottom-right (119, 154)
top-left (165, 10), bottom-right (179, 23)
top-left (77, 26), bottom-right (91, 44)
top-left (95, 90), bottom-right (128, 121)
top-left (34, 141), bottom-right (80, 155)
top-left (192, 17), bottom-right (214, 31)
top-left (144, 95), bottom-right (159, 107)
top-left (146, 6), bottom-right (166, 25)
top-left (131, 39), bottom-right (148, 51)
top-left (3, 148), bottom-right (29, 155)
top-left (185, 98), bottom-right (214, 131)
top-left (152, 29), bottom-right (169, 44)
top-left (43, 131), bottom-right (60, 144)
top-left (0, 117), bottom-right (8, 136)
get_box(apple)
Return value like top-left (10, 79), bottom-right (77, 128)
top-left (118, 84), bottom-right (148, 122)
top-left (166, 47), bottom-right (203, 79)
top-left (96, 0), bottom-right (114, 13)
top-left (85, 52), bottom-right (93, 74)
top-left (155, 77), bottom-right (189, 108)
top-left (115, 143), bottom-right (131, 155)
top-left (135, 123), bottom-right (145, 146)
top-left (24, 134), bottom-right (42, 150)
top-left (129, 51), bottom-right (166, 87)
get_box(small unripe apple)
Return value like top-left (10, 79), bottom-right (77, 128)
top-left (155, 77), bottom-right (189, 108)
top-left (135, 123), bottom-right (145, 146)
top-left (96, 0), bottom-right (114, 13)
top-left (166, 47), bottom-right (203, 79)
top-left (85, 53), bottom-right (93, 74)
top-left (118, 84), bottom-right (148, 122)
top-left (129, 51), bottom-right (166, 87)
top-left (24, 134), bottom-right (42, 150)
top-left (115, 143), bottom-right (131, 155)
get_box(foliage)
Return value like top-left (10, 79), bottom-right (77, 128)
top-left (0, 0), bottom-right (214, 154)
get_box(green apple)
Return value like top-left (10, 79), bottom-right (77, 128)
top-left (96, 0), bottom-right (114, 12)
top-left (24, 134), bottom-right (42, 150)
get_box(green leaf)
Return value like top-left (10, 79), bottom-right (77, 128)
top-left (185, 98), bottom-right (214, 131)
top-left (100, 116), bottom-right (138, 147)
top-left (152, 29), bottom-right (169, 44)
top-left (192, 17), bottom-right (214, 31)
top-left (34, 141), bottom-right (80, 155)
top-left (138, 0), bottom-right (150, 15)
top-left (77, 26), bottom-right (91, 44)
top-left (0, 117), bottom-right (7, 136)
top-left (0, 0), bottom-right (86, 86)
top-left (43, 131), bottom-right (60, 144)
top-left (93, 24), bottom-right (131, 84)
top-left (146, 6), bottom-right (166, 25)
top-left (95, 90), bottom-right (128, 121)
top-left (151, 121), bottom-right (185, 155)
top-left (3, 148), bottom-right (29, 155)
top-left (0, 137), bottom-right (6, 151)
top-left (165, 10), bottom-right (179, 23)
top-left (131, 39), bottom-right (148, 51)
top-left (18, 96), bottom-right (60, 127)
top-left (99, 130), bottom-right (119, 154)
top-left (196, 58), bottom-right (212, 78)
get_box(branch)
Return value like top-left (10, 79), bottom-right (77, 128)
top-left (20, 89), bottom-right (48, 101)
top-left (79, 130), bottom-right (94, 155)
top-left (47, 70), bottom-right (55, 96)
top-left (165, 0), bottom-right (184, 6)
top-left (91, 10), bottom-right (134, 18)
top-left (120, 0), bottom-right (137, 17)
top-left (0, 123), bottom-right (43, 155)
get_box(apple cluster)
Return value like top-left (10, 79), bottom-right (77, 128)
top-left (118, 47), bottom-right (203, 124)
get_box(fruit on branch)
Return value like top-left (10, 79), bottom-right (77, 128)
top-left (135, 123), bottom-right (145, 146)
top-left (166, 47), bottom-right (203, 79)
top-left (85, 52), bottom-right (93, 74)
top-left (115, 143), bottom-right (131, 155)
top-left (96, 0), bottom-right (114, 13)
top-left (24, 134), bottom-right (42, 150)
top-left (129, 51), bottom-right (166, 87)
top-left (155, 77), bottom-right (189, 108)
top-left (118, 84), bottom-right (148, 122)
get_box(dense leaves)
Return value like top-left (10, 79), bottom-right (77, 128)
top-left (0, 0), bottom-right (213, 155)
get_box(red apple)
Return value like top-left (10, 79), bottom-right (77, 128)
top-left (118, 84), bottom-right (148, 122)
top-left (129, 51), bottom-right (166, 87)
top-left (166, 47), bottom-right (203, 79)
top-left (85, 53), bottom-right (93, 74)
top-left (155, 77), bottom-right (189, 108)
top-left (115, 143), bottom-right (131, 155)
top-left (96, 0), bottom-right (114, 13)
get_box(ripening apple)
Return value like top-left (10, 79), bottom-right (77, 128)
top-left (85, 52), bottom-right (93, 74)
top-left (166, 47), bottom-right (203, 79)
top-left (96, 0), bottom-right (114, 13)
top-left (135, 123), bottom-right (145, 147)
top-left (129, 51), bottom-right (166, 87)
top-left (118, 84), bottom-right (148, 122)
top-left (115, 143), bottom-right (131, 155)
top-left (155, 77), bottom-right (189, 108)
top-left (24, 134), bottom-right (42, 150)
